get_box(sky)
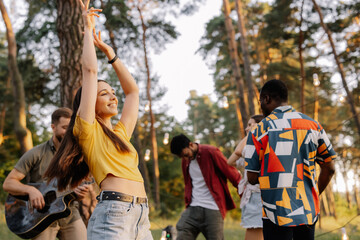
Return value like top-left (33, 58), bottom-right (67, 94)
top-left (151, 1), bottom-right (222, 122)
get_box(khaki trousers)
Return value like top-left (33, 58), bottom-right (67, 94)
top-left (33, 219), bottom-right (87, 240)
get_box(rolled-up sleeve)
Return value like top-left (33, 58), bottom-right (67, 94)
top-left (316, 128), bottom-right (337, 164)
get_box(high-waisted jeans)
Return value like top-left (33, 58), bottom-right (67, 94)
top-left (87, 192), bottom-right (153, 240)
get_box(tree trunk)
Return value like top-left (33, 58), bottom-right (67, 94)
top-left (56, 0), bottom-right (83, 108)
top-left (253, 82), bottom-right (260, 114)
top-left (229, 78), bottom-right (244, 138)
top-left (354, 175), bottom-right (360, 214)
top-left (342, 171), bottom-right (352, 208)
top-left (0, 0), bottom-right (33, 154)
top-left (325, 183), bottom-right (337, 219)
top-left (194, 109), bottom-right (198, 138)
top-left (234, 0), bottom-right (255, 116)
top-left (312, 0), bottom-right (360, 136)
top-left (138, 6), bottom-right (160, 209)
top-left (250, 27), bottom-right (267, 86)
top-left (314, 86), bottom-right (319, 121)
top-left (0, 75), bottom-right (10, 145)
top-left (299, 0), bottom-right (306, 114)
top-left (354, 182), bottom-right (360, 214)
top-left (133, 125), bottom-right (152, 196)
top-left (223, 0), bottom-right (248, 135)
top-left (320, 193), bottom-right (329, 216)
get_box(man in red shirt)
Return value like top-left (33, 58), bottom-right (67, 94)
top-left (170, 134), bottom-right (241, 239)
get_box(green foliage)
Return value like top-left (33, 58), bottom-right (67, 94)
top-left (145, 18), bottom-right (179, 54)
top-left (95, 0), bottom-right (140, 54)
top-left (262, 0), bottom-right (296, 47)
top-left (180, 0), bottom-right (206, 16)
top-left (18, 56), bottom-right (54, 106)
top-left (137, 107), bottom-right (185, 216)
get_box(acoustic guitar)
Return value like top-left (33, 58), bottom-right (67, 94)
top-left (5, 180), bottom-right (93, 239)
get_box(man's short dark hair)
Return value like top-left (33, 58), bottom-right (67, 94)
top-left (170, 134), bottom-right (191, 156)
top-left (51, 107), bottom-right (72, 124)
top-left (260, 79), bottom-right (288, 102)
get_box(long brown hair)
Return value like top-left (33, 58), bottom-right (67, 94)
top-left (45, 81), bottom-right (130, 190)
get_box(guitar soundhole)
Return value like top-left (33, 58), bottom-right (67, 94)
top-left (37, 191), bottom-right (57, 213)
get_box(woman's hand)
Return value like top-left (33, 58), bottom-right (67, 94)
top-left (78, 0), bottom-right (102, 30)
top-left (93, 29), bottom-right (115, 58)
top-left (74, 185), bottom-right (90, 201)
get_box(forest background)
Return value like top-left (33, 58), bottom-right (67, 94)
top-left (0, 0), bottom-right (360, 238)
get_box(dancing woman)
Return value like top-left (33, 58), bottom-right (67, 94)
top-left (228, 115), bottom-right (264, 240)
top-left (45, 1), bottom-right (153, 239)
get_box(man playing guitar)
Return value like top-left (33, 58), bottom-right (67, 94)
top-left (3, 108), bottom-right (89, 240)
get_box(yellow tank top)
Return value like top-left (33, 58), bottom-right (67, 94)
top-left (73, 115), bottom-right (144, 186)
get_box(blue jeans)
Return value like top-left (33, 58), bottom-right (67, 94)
top-left (87, 195), bottom-right (153, 240)
top-left (240, 192), bottom-right (263, 229)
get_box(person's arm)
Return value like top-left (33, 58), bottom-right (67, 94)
top-left (93, 30), bottom-right (139, 136)
top-left (247, 171), bottom-right (259, 185)
top-left (213, 148), bottom-right (241, 188)
top-left (316, 127), bottom-right (337, 194)
top-left (244, 130), bottom-right (262, 185)
top-left (227, 137), bottom-right (247, 167)
top-left (3, 169), bottom-right (45, 210)
top-left (317, 161), bottom-right (335, 194)
top-left (77, 0), bottom-right (101, 123)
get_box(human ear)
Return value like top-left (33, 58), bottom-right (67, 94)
top-left (264, 95), bottom-right (270, 104)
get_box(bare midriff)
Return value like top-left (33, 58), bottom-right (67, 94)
top-left (100, 174), bottom-right (147, 198)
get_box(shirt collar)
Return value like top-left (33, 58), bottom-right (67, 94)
top-left (185, 143), bottom-right (200, 162)
top-left (195, 143), bottom-right (201, 157)
top-left (271, 105), bottom-right (295, 114)
top-left (49, 137), bottom-right (56, 153)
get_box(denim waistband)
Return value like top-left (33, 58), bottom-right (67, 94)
top-left (96, 191), bottom-right (147, 204)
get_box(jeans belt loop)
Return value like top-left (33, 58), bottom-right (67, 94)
top-left (132, 196), bottom-right (137, 207)
top-left (99, 191), bottom-right (104, 202)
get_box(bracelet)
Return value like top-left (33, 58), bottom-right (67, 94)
top-left (108, 55), bottom-right (118, 64)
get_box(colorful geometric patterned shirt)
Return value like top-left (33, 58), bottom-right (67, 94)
top-left (245, 106), bottom-right (337, 227)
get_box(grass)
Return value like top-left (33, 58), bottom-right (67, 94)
top-left (1, 205), bottom-right (22, 240)
top-left (150, 216), bottom-right (246, 239)
top-left (314, 215), bottom-right (360, 240)
top-left (1, 203), bottom-right (360, 239)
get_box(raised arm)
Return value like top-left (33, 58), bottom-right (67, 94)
top-left (77, 0), bottom-right (101, 123)
top-left (227, 136), bottom-right (247, 167)
top-left (93, 30), bottom-right (139, 136)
